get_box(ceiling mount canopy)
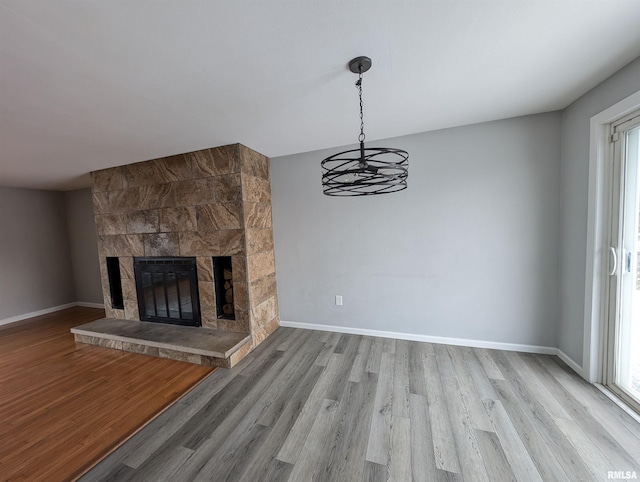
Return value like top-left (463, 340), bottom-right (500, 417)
top-left (321, 56), bottom-right (409, 197)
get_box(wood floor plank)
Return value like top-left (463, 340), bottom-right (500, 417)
top-left (423, 349), bottom-right (462, 474)
top-left (474, 429), bottom-right (517, 482)
top-left (556, 417), bottom-right (615, 480)
top-left (530, 355), bottom-right (640, 473)
top-left (276, 353), bottom-right (344, 465)
top-left (81, 327), bottom-right (640, 482)
top-left (409, 393), bottom-right (439, 482)
top-left (349, 336), bottom-right (372, 383)
top-left (435, 344), bottom-right (490, 482)
top-left (481, 398), bottom-right (543, 482)
top-left (392, 339), bottom-right (411, 418)
top-left (0, 307), bottom-right (212, 482)
top-left (315, 372), bottom-right (377, 482)
top-left (363, 461), bottom-right (386, 482)
top-left (491, 351), bottom-right (597, 481)
top-left (286, 398), bottom-right (339, 481)
top-left (365, 351), bottom-right (395, 465)
top-left (238, 364), bottom-right (324, 481)
top-left (389, 415), bottom-right (412, 482)
top-left (447, 345), bottom-right (494, 432)
top-left (365, 336), bottom-right (384, 374)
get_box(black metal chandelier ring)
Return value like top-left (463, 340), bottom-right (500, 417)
top-left (321, 56), bottom-right (409, 197)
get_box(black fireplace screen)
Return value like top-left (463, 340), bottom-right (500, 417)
top-left (134, 257), bottom-right (201, 327)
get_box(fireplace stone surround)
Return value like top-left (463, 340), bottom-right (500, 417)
top-left (71, 144), bottom-right (279, 368)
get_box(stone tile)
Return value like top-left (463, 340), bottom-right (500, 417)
top-left (96, 337), bottom-right (123, 350)
top-left (175, 178), bottom-right (216, 206)
top-left (109, 188), bottom-right (141, 213)
top-left (124, 297), bottom-right (140, 321)
top-left (122, 156), bottom-right (192, 187)
top-left (198, 281), bottom-right (217, 329)
top-left (119, 257), bottom-right (135, 280)
top-left (121, 342), bottom-right (159, 357)
top-left (126, 210), bottom-right (160, 234)
top-left (104, 305), bottom-right (116, 319)
top-left (92, 192), bottom-right (110, 214)
top-left (139, 183), bottom-right (175, 209)
top-left (242, 175), bottom-right (271, 203)
top-left (204, 356), bottom-right (230, 369)
top-left (179, 232), bottom-right (219, 256)
top-left (249, 273), bottom-right (277, 307)
top-left (196, 203), bottom-right (242, 231)
top-left (91, 167), bottom-right (125, 192)
top-left (243, 202), bottom-right (272, 228)
top-left (217, 313), bottom-right (249, 334)
top-left (219, 229), bottom-right (245, 256)
top-left (197, 257), bottom-right (213, 281)
top-left (232, 255), bottom-right (247, 282)
top-left (122, 161), bottom-right (160, 188)
top-left (214, 174), bottom-right (242, 202)
top-left (159, 154), bottom-right (193, 182)
top-left (95, 214), bottom-right (128, 236)
top-left (159, 206), bottom-right (197, 232)
top-left (240, 144), bottom-right (270, 180)
top-left (121, 278), bottom-right (137, 303)
top-left (228, 340), bottom-right (254, 367)
top-left (232, 281), bottom-right (249, 312)
top-left (144, 233), bottom-right (180, 256)
top-left (253, 316), bottom-right (279, 346)
top-left (251, 296), bottom-right (277, 328)
top-left (245, 228), bottom-right (274, 255)
top-left (74, 334), bottom-right (95, 345)
top-left (99, 234), bottom-right (145, 257)
top-left (191, 145), bottom-right (239, 177)
top-left (247, 250), bottom-right (275, 281)
top-left (158, 348), bottom-right (202, 365)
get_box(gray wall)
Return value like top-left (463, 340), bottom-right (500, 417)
top-left (64, 188), bottom-right (102, 305)
top-left (558, 56), bottom-right (640, 365)
top-left (0, 186), bottom-right (75, 320)
top-left (271, 112), bottom-right (562, 347)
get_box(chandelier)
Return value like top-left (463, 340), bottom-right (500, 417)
top-left (321, 56), bottom-right (409, 196)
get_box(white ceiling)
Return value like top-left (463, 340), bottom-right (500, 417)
top-left (2, 1), bottom-right (640, 190)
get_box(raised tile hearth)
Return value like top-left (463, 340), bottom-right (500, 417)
top-left (72, 318), bottom-right (252, 368)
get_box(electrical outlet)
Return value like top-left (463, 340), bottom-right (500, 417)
top-left (335, 295), bottom-right (343, 306)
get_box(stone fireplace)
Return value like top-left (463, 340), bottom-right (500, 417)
top-left (72, 144), bottom-right (279, 368)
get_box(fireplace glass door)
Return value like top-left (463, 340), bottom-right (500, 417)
top-left (134, 257), bottom-right (201, 327)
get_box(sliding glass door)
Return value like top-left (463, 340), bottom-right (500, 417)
top-left (606, 112), bottom-right (640, 412)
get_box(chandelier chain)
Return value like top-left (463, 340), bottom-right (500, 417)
top-left (357, 70), bottom-right (365, 143)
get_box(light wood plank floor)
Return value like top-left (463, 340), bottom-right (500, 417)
top-left (0, 307), bottom-right (213, 481)
top-left (83, 327), bottom-right (640, 481)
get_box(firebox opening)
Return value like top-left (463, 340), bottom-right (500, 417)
top-left (213, 256), bottom-right (235, 320)
top-left (134, 257), bottom-right (201, 327)
top-left (106, 257), bottom-right (124, 309)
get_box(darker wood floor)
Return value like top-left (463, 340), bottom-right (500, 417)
top-left (83, 326), bottom-right (640, 481)
top-left (0, 307), bottom-right (213, 481)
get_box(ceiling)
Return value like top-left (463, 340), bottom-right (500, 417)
top-left (2, 1), bottom-right (640, 190)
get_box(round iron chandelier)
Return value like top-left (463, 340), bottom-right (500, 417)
top-left (321, 56), bottom-right (409, 196)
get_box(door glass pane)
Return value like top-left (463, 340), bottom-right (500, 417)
top-left (154, 272), bottom-right (168, 318)
top-left (617, 124), bottom-right (640, 401)
top-left (142, 272), bottom-right (156, 317)
top-left (179, 273), bottom-right (194, 320)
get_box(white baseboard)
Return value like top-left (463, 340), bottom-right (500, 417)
top-left (0, 303), bottom-right (77, 327)
top-left (556, 348), bottom-right (585, 378)
top-left (0, 301), bottom-right (105, 327)
top-left (279, 320), bottom-right (557, 355)
top-left (76, 302), bottom-right (105, 309)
